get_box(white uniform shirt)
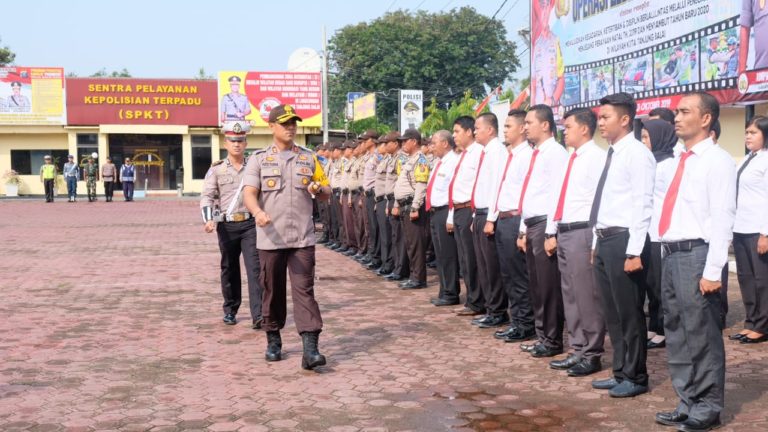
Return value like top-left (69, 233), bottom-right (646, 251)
top-left (427, 150), bottom-right (459, 208)
top-left (494, 142), bottom-right (534, 215)
top-left (472, 138), bottom-right (508, 219)
top-left (519, 137), bottom-right (569, 233)
top-left (446, 142), bottom-right (483, 225)
top-left (734, 149), bottom-right (768, 235)
top-left (648, 157), bottom-right (676, 242)
top-left (593, 132), bottom-right (656, 256)
top-left (545, 141), bottom-right (606, 235)
top-left (659, 138), bottom-right (736, 281)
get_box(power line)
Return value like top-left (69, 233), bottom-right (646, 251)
top-left (385, 0), bottom-right (399, 13)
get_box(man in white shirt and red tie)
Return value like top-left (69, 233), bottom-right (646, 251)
top-left (426, 130), bottom-right (461, 306)
top-left (470, 112), bottom-right (513, 328)
top-left (590, 92), bottom-right (655, 398)
top-left (492, 109), bottom-right (536, 343)
top-left (447, 116), bottom-right (485, 316)
top-left (516, 104), bottom-right (569, 358)
top-left (653, 92), bottom-right (735, 432)
top-left (543, 108), bottom-right (606, 377)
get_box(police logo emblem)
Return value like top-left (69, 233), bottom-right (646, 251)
top-left (285, 105), bottom-right (295, 115)
top-left (299, 154), bottom-right (308, 160)
top-left (233, 122), bottom-right (243, 133)
top-left (266, 156), bottom-right (275, 161)
top-left (302, 177), bottom-right (309, 185)
top-left (267, 179), bottom-right (276, 188)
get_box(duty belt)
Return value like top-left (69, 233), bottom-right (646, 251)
top-left (396, 196), bottom-right (414, 207)
top-left (429, 205), bottom-right (448, 213)
top-left (342, 188), bottom-right (349, 194)
top-left (524, 215), bottom-right (547, 227)
top-left (374, 195), bottom-right (385, 203)
top-left (386, 193), bottom-right (395, 201)
top-left (662, 239), bottom-right (706, 255)
top-left (594, 226), bottom-right (629, 239)
top-left (452, 201), bottom-right (471, 210)
top-left (224, 212), bottom-right (252, 222)
top-left (557, 221), bottom-right (590, 233)
top-left (364, 189), bottom-right (375, 197)
top-left (332, 187), bottom-right (341, 193)
top-left (498, 210), bottom-right (520, 220)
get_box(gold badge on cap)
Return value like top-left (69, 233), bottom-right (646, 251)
top-left (285, 105), bottom-right (295, 115)
top-left (267, 179), bottom-right (276, 188)
top-left (302, 177), bottom-right (309, 185)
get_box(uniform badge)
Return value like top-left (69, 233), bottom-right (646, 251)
top-left (302, 177), bottom-right (309, 185)
top-left (266, 156), bottom-right (275, 162)
top-left (299, 154), bottom-right (308, 160)
top-left (273, 169), bottom-right (279, 175)
top-left (271, 147), bottom-right (278, 153)
top-left (266, 179), bottom-right (276, 188)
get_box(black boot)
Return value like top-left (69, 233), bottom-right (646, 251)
top-left (265, 331), bottom-right (282, 362)
top-left (301, 331), bottom-right (326, 370)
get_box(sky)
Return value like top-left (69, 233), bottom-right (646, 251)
top-left (2, 0), bottom-right (530, 85)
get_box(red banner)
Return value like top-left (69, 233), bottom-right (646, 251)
top-left (66, 78), bottom-right (218, 126)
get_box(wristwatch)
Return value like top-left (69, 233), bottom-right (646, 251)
top-left (626, 254), bottom-right (639, 259)
top-left (545, 234), bottom-right (557, 240)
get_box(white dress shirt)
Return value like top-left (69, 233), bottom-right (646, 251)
top-left (494, 141), bottom-right (534, 216)
top-left (648, 157), bottom-right (676, 242)
top-left (446, 142), bottom-right (483, 225)
top-left (594, 132), bottom-right (655, 256)
top-left (519, 137), bottom-right (569, 234)
top-left (734, 149), bottom-right (768, 235)
top-left (472, 137), bottom-right (508, 217)
top-left (545, 141), bottom-right (606, 235)
top-left (659, 138), bottom-right (736, 281)
top-left (427, 150), bottom-right (459, 208)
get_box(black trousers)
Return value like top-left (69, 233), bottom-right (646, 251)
top-left (259, 246), bottom-right (323, 334)
top-left (341, 193), bottom-right (357, 250)
top-left (594, 230), bottom-right (648, 386)
top-left (640, 237), bottom-right (664, 335)
top-left (216, 219), bottom-right (263, 321)
top-left (734, 233), bottom-right (768, 333)
top-left (403, 206), bottom-right (428, 283)
top-left (495, 215), bottom-right (534, 331)
top-left (104, 181), bottom-right (115, 201)
top-left (389, 200), bottom-right (409, 277)
top-left (329, 191), bottom-right (342, 243)
top-left (453, 207), bottom-right (482, 312)
top-left (525, 219), bottom-right (564, 349)
top-left (365, 193), bottom-right (380, 262)
top-left (44, 179), bottom-right (54, 201)
top-left (375, 198), bottom-right (393, 272)
top-left (318, 199), bottom-right (330, 239)
top-left (430, 207), bottom-right (460, 301)
top-left (472, 212), bottom-right (505, 316)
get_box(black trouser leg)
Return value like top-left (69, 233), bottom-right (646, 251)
top-left (430, 207), bottom-right (460, 301)
top-left (472, 213), bottom-right (506, 316)
top-left (217, 222), bottom-right (244, 315)
top-left (453, 208), bottom-right (482, 311)
top-left (376, 199), bottom-right (393, 272)
top-left (240, 220), bottom-right (263, 322)
top-left (495, 216), bottom-right (534, 331)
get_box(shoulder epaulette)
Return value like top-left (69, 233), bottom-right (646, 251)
top-left (211, 160), bottom-right (225, 167)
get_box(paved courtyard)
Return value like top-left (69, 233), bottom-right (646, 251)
top-left (0, 199), bottom-right (767, 432)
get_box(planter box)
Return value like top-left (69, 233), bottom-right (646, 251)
top-left (5, 184), bottom-right (19, 197)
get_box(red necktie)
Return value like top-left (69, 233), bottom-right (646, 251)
top-left (517, 149), bottom-right (540, 214)
top-left (553, 152), bottom-right (578, 222)
top-left (448, 151), bottom-right (467, 210)
top-left (658, 151), bottom-right (694, 237)
top-left (425, 159), bottom-right (442, 211)
top-left (494, 152), bottom-right (514, 212)
top-left (470, 151), bottom-right (486, 210)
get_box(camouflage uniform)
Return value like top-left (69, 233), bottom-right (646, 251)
top-left (83, 162), bottom-right (99, 202)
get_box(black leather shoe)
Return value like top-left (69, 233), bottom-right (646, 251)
top-left (471, 315), bottom-right (491, 326)
top-left (265, 331), bottom-right (282, 362)
top-left (400, 280), bottom-right (427, 290)
top-left (676, 416), bottom-right (721, 431)
top-left (728, 333), bottom-right (747, 341)
top-left (343, 248), bottom-right (357, 256)
top-left (477, 315), bottom-right (510, 328)
top-left (384, 273), bottom-right (404, 281)
top-left (520, 342), bottom-right (541, 352)
top-left (655, 411), bottom-right (688, 427)
top-left (317, 236), bottom-right (329, 244)
top-left (591, 377), bottom-right (620, 390)
top-left (376, 268), bottom-right (393, 276)
top-left (352, 253), bottom-right (365, 260)
top-left (608, 380), bottom-right (648, 398)
top-left (426, 260), bottom-right (437, 268)
top-left (503, 327), bottom-right (536, 342)
top-left (359, 257), bottom-right (373, 264)
top-left (549, 354), bottom-right (579, 370)
top-left (740, 334), bottom-right (768, 344)
top-left (567, 357), bottom-right (602, 377)
top-left (431, 298), bottom-right (460, 306)
top-left (325, 242), bottom-right (338, 249)
top-left (455, 307), bottom-right (483, 316)
top-left (531, 344), bottom-right (564, 358)
top-left (252, 317), bottom-right (263, 330)
top-left (365, 261), bottom-right (381, 270)
top-left (494, 325), bottom-right (518, 339)
top-left (336, 246), bottom-right (349, 253)
top-left (223, 313), bottom-right (237, 325)
top-left (648, 339), bottom-right (666, 349)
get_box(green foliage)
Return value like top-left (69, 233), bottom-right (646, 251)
top-left (328, 6), bottom-right (519, 129)
top-left (0, 37), bottom-right (15, 66)
top-left (194, 67), bottom-right (213, 80)
top-left (348, 117), bottom-right (392, 136)
top-left (91, 68), bottom-right (132, 78)
top-left (420, 90), bottom-right (480, 135)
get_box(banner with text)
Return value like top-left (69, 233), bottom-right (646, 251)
top-left (66, 78), bottom-right (218, 125)
top-left (0, 67), bottom-right (65, 125)
top-left (531, 0), bottom-right (767, 110)
top-left (218, 71), bottom-right (322, 127)
top-left (353, 93), bottom-right (376, 121)
top-left (398, 90), bottom-right (423, 133)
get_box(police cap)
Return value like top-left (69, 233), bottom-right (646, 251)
top-left (268, 104), bottom-right (303, 124)
top-left (222, 121), bottom-right (251, 141)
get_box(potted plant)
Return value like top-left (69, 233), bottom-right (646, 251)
top-left (3, 169), bottom-right (22, 197)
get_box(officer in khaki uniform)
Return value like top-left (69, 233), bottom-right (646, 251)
top-left (384, 133), bottom-right (410, 281)
top-left (331, 142), bottom-right (349, 252)
top-left (242, 105), bottom-right (331, 370)
top-left (374, 135), bottom-right (394, 275)
top-left (200, 121), bottom-right (263, 328)
top-left (360, 130), bottom-right (381, 268)
top-left (349, 142), bottom-right (368, 260)
top-left (392, 128), bottom-right (431, 289)
top-left (326, 143), bottom-right (343, 249)
top-left (339, 141), bottom-right (359, 256)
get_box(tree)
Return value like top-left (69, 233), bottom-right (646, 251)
top-left (348, 117), bottom-right (391, 136)
top-left (328, 7), bottom-right (519, 129)
top-left (194, 67), bottom-right (213, 80)
top-left (0, 37), bottom-right (16, 66)
top-left (420, 90), bottom-right (481, 136)
top-left (90, 68), bottom-right (131, 78)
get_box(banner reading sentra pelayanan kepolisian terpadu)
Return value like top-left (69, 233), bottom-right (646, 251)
top-left (531, 0), bottom-right (767, 112)
top-left (218, 71), bottom-right (322, 127)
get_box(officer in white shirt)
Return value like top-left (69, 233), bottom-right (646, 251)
top-left (492, 110), bottom-right (536, 343)
top-left (654, 91), bottom-right (735, 431)
top-left (544, 108), bottom-right (606, 377)
top-left (589, 93), bottom-right (655, 398)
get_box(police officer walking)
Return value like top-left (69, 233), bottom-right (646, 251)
top-left (243, 105), bottom-right (330, 370)
top-left (200, 121), bottom-right (263, 329)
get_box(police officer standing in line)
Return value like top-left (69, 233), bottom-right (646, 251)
top-left (340, 141), bottom-right (359, 256)
top-left (360, 130), bottom-right (382, 269)
top-left (385, 133), bottom-right (411, 282)
top-left (200, 121), bottom-right (263, 329)
top-left (84, 156), bottom-right (99, 202)
top-left (242, 105), bottom-right (330, 370)
top-left (373, 134), bottom-right (396, 275)
top-left (393, 129), bottom-right (431, 289)
top-left (349, 142), bottom-right (368, 260)
top-left (316, 144), bottom-right (332, 244)
top-left (328, 142), bottom-right (346, 251)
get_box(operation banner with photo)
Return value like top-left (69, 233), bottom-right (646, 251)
top-left (0, 67), bottom-right (65, 125)
top-left (218, 71), bottom-right (322, 127)
top-left (531, 0), bottom-right (767, 111)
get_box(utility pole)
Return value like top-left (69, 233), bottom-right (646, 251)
top-left (321, 26), bottom-right (329, 144)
